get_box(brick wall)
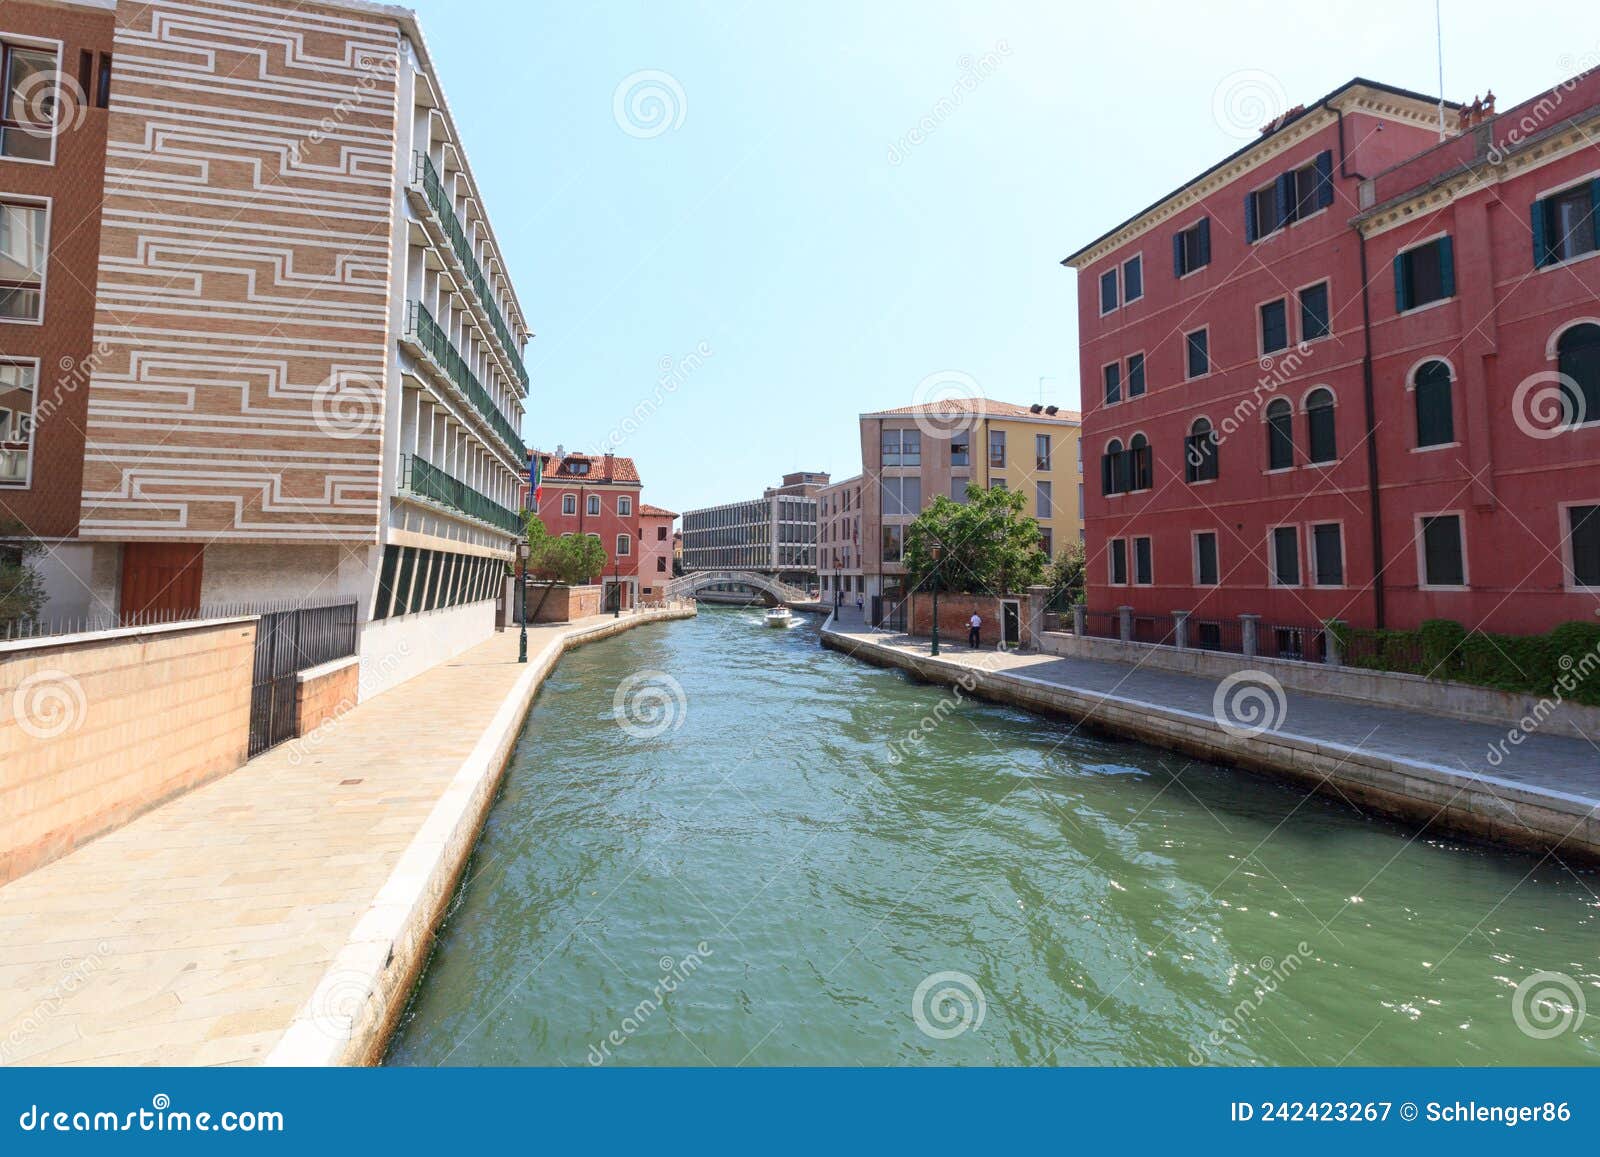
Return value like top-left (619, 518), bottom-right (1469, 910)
top-left (909, 592), bottom-right (1034, 647)
top-left (0, 619), bottom-right (255, 884)
top-left (527, 584), bottom-right (601, 623)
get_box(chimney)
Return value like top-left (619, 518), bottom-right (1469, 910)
top-left (1045, 405), bottom-right (1059, 415)
top-left (603, 451), bottom-right (614, 478)
top-left (1029, 403), bottom-right (1043, 414)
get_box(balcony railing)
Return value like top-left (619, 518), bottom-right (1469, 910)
top-left (413, 152), bottom-right (529, 392)
top-left (400, 453), bottom-right (524, 536)
top-left (407, 300), bottom-right (527, 461)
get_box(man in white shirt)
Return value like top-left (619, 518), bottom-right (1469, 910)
top-left (967, 612), bottom-right (982, 649)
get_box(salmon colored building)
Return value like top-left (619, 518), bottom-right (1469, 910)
top-left (638, 503), bottom-right (677, 601)
top-left (530, 449), bottom-right (642, 610)
top-left (1064, 74), bottom-right (1600, 641)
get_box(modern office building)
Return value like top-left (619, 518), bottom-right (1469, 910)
top-left (530, 449), bottom-right (643, 610)
top-left (8, 0), bottom-right (535, 696)
top-left (857, 399), bottom-right (1082, 617)
top-left (1065, 74), bottom-right (1600, 636)
top-left (680, 471), bottom-right (825, 589)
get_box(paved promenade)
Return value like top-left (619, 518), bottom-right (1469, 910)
top-left (0, 609), bottom-right (688, 1067)
top-left (823, 615), bottom-right (1600, 854)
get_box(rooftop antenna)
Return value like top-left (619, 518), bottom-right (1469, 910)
top-left (1435, 0), bottom-right (1446, 141)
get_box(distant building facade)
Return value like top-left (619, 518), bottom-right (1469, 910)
top-left (817, 474), bottom-right (863, 604)
top-left (680, 471), bottom-right (826, 589)
top-left (638, 503), bottom-right (677, 601)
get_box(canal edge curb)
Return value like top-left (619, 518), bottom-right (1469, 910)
top-left (266, 607), bottom-right (697, 1067)
top-left (819, 622), bottom-right (1600, 863)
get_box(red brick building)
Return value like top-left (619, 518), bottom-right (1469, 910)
top-left (1064, 75), bottom-right (1600, 640)
top-left (529, 449), bottom-right (642, 609)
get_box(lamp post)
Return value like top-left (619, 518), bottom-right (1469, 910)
top-left (613, 556), bottom-right (621, 618)
top-left (929, 543), bottom-right (943, 656)
top-left (516, 538), bottom-right (529, 664)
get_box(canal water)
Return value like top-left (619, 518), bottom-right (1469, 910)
top-left (387, 609), bottom-right (1598, 1066)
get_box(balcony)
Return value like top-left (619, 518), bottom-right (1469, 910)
top-left (400, 453), bottom-right (524, 537)
top-left (412, 152), bottom-right (530, 394)
top-left (405, 300), bottom-right (527, 462)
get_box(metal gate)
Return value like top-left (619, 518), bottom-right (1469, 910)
top-left (248, 602), bottom-right (359, 758)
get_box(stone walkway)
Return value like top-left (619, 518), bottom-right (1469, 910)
top-left (825, 620), bottom-right (1600, 806)
top-left (0, 611), bottom-right (684, 1067)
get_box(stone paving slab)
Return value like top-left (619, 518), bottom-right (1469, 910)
top-left (0, 611), bottom-right (685, 1068)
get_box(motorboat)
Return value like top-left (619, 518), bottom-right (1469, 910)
top-left (764, 606), bottom-right (794, 628)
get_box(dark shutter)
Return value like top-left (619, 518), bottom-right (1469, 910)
top-left (1134, 538), bottom-right (1152, 585)
top-left (1313, 524), bottom-right (1343, 585)
top-left (1273, 173), bottom-right (1292, 228)
top-left (1438, 236), bottom-right (1456, 298)
top-left (1532, 198), bottom-right (1551, 268)
top-left (1273, 527), bottom-right (1300, 586)
top-left (1101, 454), bottom-right (1113, 495)
top-left (1393, 253), bottom-right (1410, 312)
top-left (1571, 505), bottom-right (1600, 587)
top-left (1415, 361), bottom-right (1455, 446)
top-left (1315, 149), bottom-right (1334, 207)
top-left (1245, 193), bottom-right (1258, 243)
top-left (1197, 217), bottom-right (1210, 265)
top-left (1173, 230), bottom-right (1184, 277)
top-left (1197, 534), bottom-right (1218, 586)
top-left (1422, 516), bottom-right (1465, 586)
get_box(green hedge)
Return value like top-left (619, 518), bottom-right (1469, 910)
top-left (1333, 618), bottom-right (1600, 706)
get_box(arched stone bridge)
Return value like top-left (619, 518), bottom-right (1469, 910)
top-left (660, 570), bottom-right (811, 605)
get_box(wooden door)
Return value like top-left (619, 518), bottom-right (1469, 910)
top-left (120, 542), bottom-right (204, 620)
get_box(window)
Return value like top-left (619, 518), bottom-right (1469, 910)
top-left (0, 200), bottom-right (46, 320)
top-left (0, 359), bottom-right (36, 486)
top-left (1040, 527), bottom-right (1052, 556)
top-left (881, 476), bottom-right (921, 517)
top-left (1101, 438), bottom-right (1126, 496)
top-left (1185, 417), bottom-right (1217, 482)
top-left (1036, 480), bottom-right (1052, 518)
top-left (1568, 505), bottom-right (1600, 588)
top-left (1127, 433), bottom-right (1152, 491)
top-left (1035, 433), bottom-right (1051, 469)
top-left (1109, 538), bottom-right (1128, 585)
top-left (1420, 514), bottom-right (1465, 587)
top-left (1533, 181), bottom-right (1599, 266)
top-left (1312, 523), bottom-right (1343, 586)
top-left (881, 524), bottom-right (904, 562)
top-left (990, 476), bottom-right (1006, 489)
top-left (989, 429), bottom-right (1006, 467)
top-left (657, 525), bottom-right (667, 540)
top-left (95, 53), bottom-right (112, 110)
top-left (950, 436), bottom-right (969, 466)
top-left (1102, 362), bottom-right (1121, 405)
top-left (2, 44), bottom-right (58, 161)
top-left (1557, 323), bottom-right (1600, 427)
top-left (616, 533), bottom-right (630, 556)
top-left (1185, 327), bottom-right (1208, 378)
top-left (567, 459), bottom-right (590, 475)
top-left (1133, 536), bottom-right (1152, 585)
top-left (1194, 531), bottom-right (1219, 586)
top-left (1127, 352), bottom-right (1146, 398)
top-left (1299, 282), bottom-right (1330, 341)
top-left (586, 494), bottom-right (600, 516)
top-left (1122, 254), bottom-right (1143, 303)
top-left (1266, 398), bottom-right (1294, 469)
top-left (1260, 299), bottom-right (1288, 355)
top-left (1305, 387), bottom-right (1336, 463)
top-left (1247, 151), bottom-right (1333, 242)
top-left (1413, 360), bottom-right (1455, 446)
top-left (617, 496), bottom-right (632, 516)
top-left (1394, 236), bottom-right (1455, 311)
top-left (950, 476), bottom-right (969, 502)
top-left (561, 493), bottom-right (576, 515)
top-left (881, 428), bottom-right (920, 466)
top-left (1173, 217), bottom-right (1210, 276)
top-left (1271, 526), bottom-right (1301, 586)
top-left (1247, 184), bottom-right (1282, 241)
top-left (1099, 268), bottom-right (1118, 314)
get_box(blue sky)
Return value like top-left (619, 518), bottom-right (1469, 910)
top-left (416, 0), bottom-right (1580, 513)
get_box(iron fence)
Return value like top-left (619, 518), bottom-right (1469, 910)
top-left (1082, 610), bottom-right (1121, 639)
top-left (1256, 622), bottom-right (1328, 664)
top-left (1132, 614), bottom-right (1176, 646)
top-left (1189, 617), bottom-right (1245, 654)
top-left (0, 600), bottom-right (352, 644)
top-left (249, 601), bottom-right (360, 757)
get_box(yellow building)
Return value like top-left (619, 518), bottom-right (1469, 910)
top-left (972, 404), bottom-right (1083, 560)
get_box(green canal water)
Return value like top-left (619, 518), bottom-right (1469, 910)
top-left (386, 608), bottom-right (1598, 1066)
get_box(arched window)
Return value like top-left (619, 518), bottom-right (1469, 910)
top-left (1129, 433), bottom-right (1153, 491)
top-left (1305, 387), bottom-right (1337, 463)
top-left (1557, 322), bottom-right (1600, 426)
top-left (1266, 398), bottom-right (1295, 470)
top-left (1101, 438), bottom-right (1126, 496)
top-left (1185, 417), bottom-right (1218, 482)
top-left (1413, 360), bottom-right (1454, 447)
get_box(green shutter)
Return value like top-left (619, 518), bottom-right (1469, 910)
top-left (1244, 193), bottom-right (1258, 243)
top-left (1439, 236), bottom-right (1455, 298)
top-left (1532, 198), bottom-right (1550, 267)
top-left (1173, 230), bottom-right (1184, 277)
top-left (1315, 149), bottom-right (1334, 207)
top-left (1393, 253), bottom-right (1409, 312)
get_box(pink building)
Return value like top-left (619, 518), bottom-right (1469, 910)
top-left (638, 503), bottom-right (678, 602)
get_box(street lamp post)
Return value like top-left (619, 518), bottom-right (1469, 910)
top-left (613, 557), bottom-right (621, 618)
top-left (929, 543), bottom-right (943, 657)
top-left (517, 539), bottom-right (529, 664)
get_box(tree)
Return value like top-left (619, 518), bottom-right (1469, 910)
top-left (902, 484), bottom-right (1046, 595)
top-left (1043, 539), bottom-right (1087, 606)
top-left (526, 516), bottom-right (607, 585)
top-left (0, 523), bottom-right (45, 630)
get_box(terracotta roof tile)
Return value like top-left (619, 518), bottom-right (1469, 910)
top-left (861, 399), bottom-right (1081, 423)
top-left (530, 449), bottom-right (641, 484)
top-left (639, 503), bottom-right (678, 517)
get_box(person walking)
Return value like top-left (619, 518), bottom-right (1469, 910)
top-left (967, 612), bottom-right (982, 649)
